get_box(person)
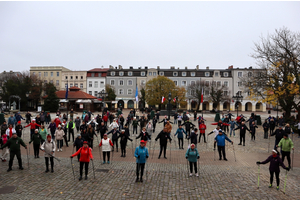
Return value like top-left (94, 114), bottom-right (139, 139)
top-left (15, 121), bottom-right (23, 138)
top-left (134, 140), bottom-right (149, 182)
top-left (39, 125), bottom-right (48, 145)
top-left (185, 143), bottom-right (200, 177)
top-left (25, 119), bottom-right (41, 140)
top-left (41, 135), bottom-right (56, 173)
top-left (136, 127), bottom-right (151, 146)
top-left (164, 120), bottom-right (172, 136)
top-left (109, 119), bottom-right (119, 130)
top-left (182, 119), bottom-right (195, 139)
top-left (6, 124), bottom-right (16, 138)
top-left (99, 134), bottom-right (113, 164)
top-left (25, 111), bottom-right (32, 124)
top-left (284, 124), bottom-right (293, 135)
top-left (86, 124), bottom-right (97, 149)
top-left (174, 125), bottom-right (187, 149)
top-left (0, 132), bottom-right (27, 172)
top-left (193, 111), bottom-right (197, 121)
top-left (227, 112), bottom-right (234, 121)
top-left (75, 116), bottom-right (81, 133)
top-left (155, 127), bottom-right (172, 159)
top-left (270, 126), bottom-right (285, 150)
top-left (107, 127), bottom-right (120, 152)
top-left (117, 130), bottom-right (133, 157)
top-left (269, 118), bottom-right (276, 135)
top-left (8, 114), bottom-right (16, 128)
top-left (45, 112), bottom-right (51, 125)
top-left (67, 119), bottom-right (75, 142)
top-left (263, 119), bottom-right (270, 139)
top-left (145, 121), bottom-right (153, 137)
top-left (277, 133), bottom-right (294, 169)
top-left (228, 119), bottom-right (238, 137)
top-left (70, 109), bottom-right (74, 121)
top-left (152, 116), bottom-right (157, 133)
top-left (188, 128), bottom-right (198, 147)
top-left (208, 126), bottom-right (220, 150)
top-left (98, 122), bottom-right (108, 139)
top-left (234, 121), bottom-right (251, 146)
top-left (40, 111), bottom-right (46, 125)
top-left (223, 116), bottom-right (230, 133)
top-left (1, 121), bottom-right (8, 135)
top-left (132, 117), bottom-right (139, 135)
top-left (256, 150), bottom-right (289, 190)
top-left (71, 141), bottom-right (94, 180)
top-left (61, 123), bottom-right (69, 147)
top-left (198, 121), bottom-right (207, 143)
top-left (0, 132), bottom-right (9, 162)
top-left (214, 130), bottom-right (233, 161)
top-left (29, 129), bottom-right (42, 158)
top-left (54, 116), bottom-right (61, 128)
top-left (74, 134), bottom-right (84, 161)
top-left (250, 121), bottom-right (258, 141)
top-left (177, 113), bottom-right (183, 126)
top-left (54, 125), bottom-right (64, 152)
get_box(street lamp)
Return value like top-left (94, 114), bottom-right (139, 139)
top-left (168, 92), bottom-right (172, 120)
top-left (98, 89), bottom-right (108, 114)
top-left (232, 92), bottom-right (243, 116)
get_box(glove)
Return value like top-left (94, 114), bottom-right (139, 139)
top-left (155, 139), bottom-right (157, 141)
top-left (256, 161), bottom-right (260, 165)
top-left (138, 155), bottom-right (140, 158)
top-left (29, 141), bottom-right (32, 144)
top-left (286, 167), bottom-right (290, 171)
top-left (197, 156), bottom-right (200, 159)
top-left (186, 157), bottom-right (188, 159)
top-left (146, 156), bottom-right (148, 158)
top-left (70, 156), bottom-right (73, 158)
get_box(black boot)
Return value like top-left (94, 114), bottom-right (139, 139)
top-left (7, 168), bottom-right (12, 172)
top-left (85, 175), bottom-right (88, 180)
top-left (45, 168), bottom-right (49, 173)
top-left (79, 176), bottom-right (82, 181)
top-left (136, 177), bottom-right (139, 182)
top-left (140, 177), bottom-right (143, 182)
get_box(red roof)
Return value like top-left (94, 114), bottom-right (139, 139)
top-left (43, 89), bottom-right (97, 99)
top-left (88, 68), bottom-right (109, 72)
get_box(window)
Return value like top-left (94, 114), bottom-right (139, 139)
top-left (50, 80), bottom-right (53, 84)
top-left (148, 72), bottom-right (152, 76)
top-left (44, 72), bottom-right (48, 77)
top-left (182, 81), bottom-right (187, 86)
top-left (65, 83), bottom-right (68, 88)
top-left (119, 80), bottom-right (124, 86)
top-left (191, 72), bottom-right (195, 76)
top-left (174, 81), bottom-right (178, 86)
top-left (75, 83), bottom-right (78, 87)
top-left (39, 72), bottom-right (41, 77)
top-left (70, 83), bottom-right (73, 87)
top-left (224, 91), bottom-right (228, 96)
top-left (70, 76), bottom-right (73, 80)
top-left (191, 90), bottom-right (195, 95)
top-left (159, 72), bottom-right (164, 76)
top-left (224, 81), bottom-right (228, 87)
top-left (98, 73), bottom-right (102, 77)
top-left (141, 72), bottom-right (145, 76)
top-left (237, 91), bottom-right (242, 96)
top-left (182, 72), bottom-right (186, 76)
top-left (247, 91), bottom-right (251, 96)
top-left (81, 76), bottom-right (83, 79)
top-left (128, 89), bottom-right (133, 95)
top-left (111, 71), bottom-right (115, 76)
top-left (238, 72), bottom-right (242, 77)
top-left (153, 72), bottom-right (157, 76)
top-left (91, 73), bottom-right (95, 77)
top-left (205, 72), bottom-right (210, 77)
top-left (128, 72), bottom-right (132, 76)
top-left (119, 89), bottom-right (124, 95)
top-left (205, 90), bottom-right (209, 96)
top-left (110, 80), bottom-right (115, 85)
top-left (224, 72), bottom-right (228, 77)
top-left (94, 81), bottom-right (98, 88)
top-left (119, 72), bottom-right (124, 76)
top-left (212, 81), bottom-right (216, 86)
top-left (89, 91), bottom-right (92, 95)
top-left (173, 72), bottom-right (178, 76)
top-left (50, 72), bottom-right (53, 77)
top-left (238, 82), bottom-right (242, 87)
top-left (65, 76), bottom-right (68, 80)
top-left (57, 72), bottom-right (59, 77)
top-left (100, 81), bottom-right (104, 87)
top-left (141, 80), bottom-right (146, 85)
top-left (32, 72), bottom-right (36, 76)
top-left (89, 81), bottom-right (92, 87)
top-left (205, 81), bottom-right (210, 86)
top-left (190, 81), bottom-right (195, 85)
top-left (76, 76), bottom-right (78, 79)
top-left (217, 81), bottom-right (221, 87)
top-left (248, 72), bottom-right (252, 77)
top-left (80, 83), bottom-right (83, 89)
top-left (128, 80), bottom-right (133, 86)
top-left (94, 91), bottom-right (97, 97)
top-left (56, 80), bottom-right (59, 86)
top-left (44, 80), bottom-right (48, 84)
top-left (215, 72), bottom-right (219, 77)
top-left (256, 103), bottom-right (261, 109)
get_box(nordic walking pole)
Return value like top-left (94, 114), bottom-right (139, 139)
top-left (131, 140), bottom-right (134, 157)
top-left (145, 158), bottom-right (148, 181)
top-left (26, 148), bottom-right (29, 169)
top-left (291, 149), bottom-right (294, 170)
top-left (268, 134), bottom-right (270, 153)
top-left (169, 141), bottom-right (171, 161)
top-left (151, 141), bottom-right (156, 159)
top-left (186, 159), bottom-right (189, 177)
top-left (198, 156), bottom-right (200, 177)
top-left (214, 142), bottom-right (216, 161)
top-left (72, 145), bottom-right (75, 154)
top-left (70, 157), bottom-right (75, 180)
top-left (283, 170), bottom-right (288, 194)
top-left (91, 159), bottom-right (96, 179)
top-left (233, 143), bottom-right (236, 162)
top-left (257, 164), bottom-right (260, 189)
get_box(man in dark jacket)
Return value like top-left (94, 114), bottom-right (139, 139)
top-left (0, 132), bottom-right (27, 172)
top-left (15, 121), bottom-right (23, 138)
top-left (155, 127), bottom-right (172, 159)
top-left (188, 128), bottom-right (198, 147)
top-left (80, 121), bottom-right (87, 133)
top-left (98, 122), bottom-right (108, 139)
top-left (270, 126), bottom-right (285, 149)
top-left (117, 130), bottom-right (133, 157)
top-left (107, 127), bottom-right (120, 152)
top-left (182, 119), bottom-right (195, 139)
top-left (263, 119), bottom-right (270, 139)
top-left (48, 120), bottom-right (57, 140)
top-left (73, 134), bottom-right (83, 161)
top-left (132, 117), bottom-right (139, 135)
top-left (234, 121), bottom-right (251, 146)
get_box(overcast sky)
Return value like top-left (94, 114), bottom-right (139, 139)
top-left (1, 1), bottom-right (299, 72)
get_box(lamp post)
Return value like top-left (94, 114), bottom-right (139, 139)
top-left (26, 92), bottom-right (30, 111)
top-left (168, 92), bottom-right (172, 120)
top-left (232, 92), bottom-right (243, 116)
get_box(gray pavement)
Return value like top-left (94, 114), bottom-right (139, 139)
top-left (1, 110), bottom-right (300, 199)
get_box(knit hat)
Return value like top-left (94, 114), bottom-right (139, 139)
top-left (272, 149), bottom-right (277, 154)
top-left (191, 143), bottom-right (195, 147)
top-left (32, 119), bottom-right (36, 121)
top-left (61, 123), bottom-right (65, 126)
top-left (104, 133), bottom-right (107, 136)
top-left (140, 140), bottom-right (145, 143)
top-left (47, 135), bottom-right (51, 139)
top-left (283, 133), bottom-right (288, 137)
top-left (121, 129), bottom-right (125, 132)
top-left (35, 129), bottom-right (38, 132)
top-left (219, 129), bottom-right (223, 132)
top-left (12, 132), bottom-right (17, 135)
top-left (77, 134), bottom-right (81, 137)
top-left (83, 141), bottom-right (88, 144)
top-left (58, 125), bottom-right (61, 128)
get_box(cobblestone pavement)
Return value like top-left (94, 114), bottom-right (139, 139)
top-left (1, 110), bottom-right (300, 199)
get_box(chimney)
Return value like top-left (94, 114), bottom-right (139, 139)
top-left (157, 66), bottom-right (160, 69)
top-left (196, 65), bottom-right (199, 70)
top-left (109, 65), bottom-right (113, 69)
top-left (206, 66), bottom-right (209, 70)
top-left (129, 66), bottom-right (133, 69)
top-left (101, 65), bottom-right (104, 69)
top-left (185, 66), bottom-right (188, 70)
top-left (145, 66), bottom-right (148, 69)
top-left (170, 66), bottom-right (175, 69)
top-left (228, 65), bottom-right (233, 69)
top-left (118, 65), bottom-right (122, 69)
top-left (249, 66), bottom-right (252, 69)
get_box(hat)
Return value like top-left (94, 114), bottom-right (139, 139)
top-left (61, 123), bottom-right (65, 126)
top-left (47, 135), bottom-right (51, 139)
top-left (283, 133), bottom-right (288, 137)
top-left (58, 125), bottom-right (61, 128)
top-left (32, 119), bottom-right (36, 121)
top-left (12, 132), bottom-right (17, 135)
top-left (77, 134), bottom-right (81, 137)
top-left (219, 129), bottom-right (223, 132)
top-left (190, 143), bottom-right (195, 147)
top-left (104, 133), bottom-right (107, 136)
top-left (140, 140), bottom-right (145, 143)
top-left (35, 129), bottom-right (38, 132)
top-left (121, 129), bottom-right (125, 132)
top-left (18, 121), bottom-right (21, 124)
top-left (279, 126), bottom-right (283, 128)
top-left (272, 149), bottom-right (277, 154)
top-left (83, 141), bottom-right (88, 144)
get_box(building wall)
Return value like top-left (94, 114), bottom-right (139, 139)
top-left (61, 71), bottom-right (87, 92)
top-left (86, 77), bottom-right (106, 97)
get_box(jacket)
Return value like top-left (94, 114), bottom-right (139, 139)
top-left (234, 124), bottom-right (250, 134)
top-left (67, 121), bottom-right (75, 130)
top-left (271, 129), bottom-right (285, 144)
top-left (74, 137), bottom-right (83, 150)
top-left (278, 138), bottom-right (294, 152)
top-left (250, 125), bottom-right (258, 134)
top-left (72, 146), bottom-right (93, 162)
top-left (164, 123), bottom-right (172, 133)
top-left (185, 148), bottom-right (199, 163)
top-left (6, 128), bottom-right (16, 138)
top-left (182, 121), bottom-right (195, 130)
top-left (134, 146), bottom-right (149, 164)
top-left (41, 140), bottom-right (56, 157)
top-left (155, 130), bottom-right (171, 145)
top-left (175, 128), bottom-right (187, 139)
top-left (263, 122), bottom-right (270, 130)
top-left (99, 138), bottom-right (113, 152)
top-left (269, 121), bottom-right (276, 130)
top-left (29, 133), bottom-right (42, 145)
top-left (136, 131), bottom-right (151, 141)
top-left (260, 155), bottom-right (287, 172)
top-left (1, 137), bottom-right (26, 152)
top-left (15, 124), bottom-right (23, 135)
top-left (48, 122), bottom-right (56, 133)
top-left (25, 122), bottom-right (41, 130)
top-left (199, 124), bottom-right (206, 134)
top-left (8, 117), bottom-right (16, 126)
top-left (132, 120), bottom-right (139, 127)
top-left (228, 121), bottom-right (238, 129)
top-left (188, 131), bottom-right (198, 144)
top-left (215, 133), bottom-right (232, 147)
top-left (39, 129), bottom-right (48, 140)
top-left (107, 129), bottom-right (120, 140)
top-left (75, 118), bottom-right (81, 127)
top-left (54, 129), bottom-right (65, 140)
top-left (117, 133), bottom-right (133, 144)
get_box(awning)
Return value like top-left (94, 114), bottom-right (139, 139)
top-left (59, 99), bottom-right (69, 103)
top-left (75, 99), bottom-right (92, 104)
top-left (93, 99), bottom-right (103, 103)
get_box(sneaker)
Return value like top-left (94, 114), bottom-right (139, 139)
top-left (57, 149), bottom-right (60, 152)
top-left (85, 175), bottom-right (88, 180)
top-left (60, 149), bottom-right (62, 151)
top-left (51, 169), bottom-right (54, 173)
top-left (238, 143), bottom-right (242, 145)
top-left (219, 158), bottom-right (222, 160)
top-left (103, 161), bottom-right (106, 164)
top-left (79, 176), bottom-right (82, 181)
top-left (276, 186), bottom-right (279, 190)
top-left (195, 173), bottom-right (199, 177)
top-left (268, 184), bottom-right (272, 188)
top-left (37, 156), bottom-right (40, 158)
top-left (107, 161), bottom-right (110, 164)
top-left (7, 168), bottom-right (12, 172)
top-left (135, 178), bottom-right (139, 182)
top-left (164, 157), bottom-right (167, 159)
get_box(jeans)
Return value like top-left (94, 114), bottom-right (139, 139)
top-left (229, 128), bottom-right (235, 136)
top-left (56, 140), bottom-right (63, 149)
top-left (217, 146), bottom-right (226, 159)
top-left (174, 119), bottom-right (177, 124)
top-left (189, 162), bottom-right (197, 173)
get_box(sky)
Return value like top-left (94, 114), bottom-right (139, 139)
top-left (0, 1), bottom-right (299, 72)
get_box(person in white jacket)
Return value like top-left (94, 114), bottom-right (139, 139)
top-left (5, 124), bottom-right (16, 138)
top-left (146, 121), bottom-right (153, 136)
top-left (98, 133), bottom-right (113, 164)
top-left (208, 126), bottom-right (221, 150)
top-left (54, 125), bottom-right (64, 152)
top-left (41, 135), bottom-right (56, 173)
top-left (109, 119), bottom-right (119, 130)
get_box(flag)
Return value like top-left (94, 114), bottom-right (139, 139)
top-left (161, 96), bottom-right (166, 103)
top-left (201, 88), bottom-right (203, 103)
top-left (173, 97), bottom-right (176, 102)
top-left (65, 82), bottom-right (68, 100)
top-left (135, 85), bottom-right (139, 102)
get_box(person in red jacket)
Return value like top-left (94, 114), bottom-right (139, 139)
top-left (54, 116), bottom-right (61, 128)
top-left (103, 114), bottom-right (108, 126)
top-left (70, 141), bottom-right (93, 180)
top-left (25, 119), bottom-right (41, 140)
top-left (198, 121), bottom-right (207, 143)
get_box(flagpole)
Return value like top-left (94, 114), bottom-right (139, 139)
top-left (66, 80), bottom-right (68, 120)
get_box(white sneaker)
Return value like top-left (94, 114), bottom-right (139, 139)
top-left (189, 173), bottom-right (193, 177)
top-left (57, 149), bottom-right (60, 152)
top-left (195, 173), bottom-right (199, 177)
top-left (60, 149), bottom-right (62, 151)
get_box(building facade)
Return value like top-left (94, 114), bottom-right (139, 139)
top-left (86, 68), bottom-right (108, 97)
top-left (61, 71), bottom-right (87, 92)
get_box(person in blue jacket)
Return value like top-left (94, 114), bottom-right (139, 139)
top-left (174, 125), bottom-right (187, 149)
top-left (185, 143), bottom-right (200, 177)
top-left (134, 140), bottom-right (149, 183)
top-left (214, 130), bottom-right (233, 161)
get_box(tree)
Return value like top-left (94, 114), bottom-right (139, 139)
top-left (145, 76), bottom-right (186, 109)
top-left (43, 83), bottom-right (59, 112)
top-left (207, 82), bottom-right (230, 109)
top-left (105, 84), bottom-right (117, 110)
top-left (186, 80), bottom-right (206, 110)
top-left (139, 87), bottom-right (146, 108)
top-left (243, 27), bottom-right (300, 118)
